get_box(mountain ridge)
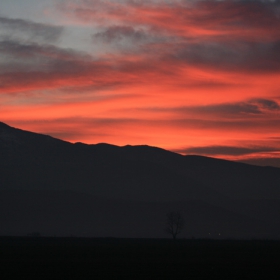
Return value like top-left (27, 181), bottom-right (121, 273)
top-left (1, 121), bottom-right (280, 238)
top-left (1, 121), bottom-right (278, 169)
top-left (1, 121), bottom-right (280, 200)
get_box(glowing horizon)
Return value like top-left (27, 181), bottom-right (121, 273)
top-left (1, 0), bottom-right (280, 166)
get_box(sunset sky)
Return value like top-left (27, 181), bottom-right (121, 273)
top-left (1, 0), bottom-right (280, 166)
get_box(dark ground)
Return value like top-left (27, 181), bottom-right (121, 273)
top-left (0, 237), bottom-right (279, 279)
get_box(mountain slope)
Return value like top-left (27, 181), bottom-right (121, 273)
top-left (1, 121), bottom-right (279, 200)
top-left (1, 122), bottom-right (280, 238)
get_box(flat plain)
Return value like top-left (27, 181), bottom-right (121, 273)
top-left (0, 237), bottom-right (279, 279)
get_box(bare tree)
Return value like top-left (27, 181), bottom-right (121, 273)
top-left (165, 211), bottom-right (184, 240)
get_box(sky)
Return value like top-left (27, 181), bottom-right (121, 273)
top-left (1, 0), bottom-right (280, 166)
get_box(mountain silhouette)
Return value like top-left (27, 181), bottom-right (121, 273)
top-left (1, 121), bottom-right (280, 238)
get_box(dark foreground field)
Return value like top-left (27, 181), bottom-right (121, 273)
top-left (0, 237), bottom-right (279, 279)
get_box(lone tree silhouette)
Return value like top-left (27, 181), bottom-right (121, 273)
top-left (165, 211), bottom-right (184, 240)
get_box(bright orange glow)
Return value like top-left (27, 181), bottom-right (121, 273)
top-left (1, 0), bottom-right (280, 166)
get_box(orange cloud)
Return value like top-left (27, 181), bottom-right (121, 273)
top-left (1, 0), bottom-right (280, 166)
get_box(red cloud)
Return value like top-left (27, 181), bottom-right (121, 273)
top-left (61, 0), bottom-right (280, 41)
top-left (1, 0), bottom-right (280, 165)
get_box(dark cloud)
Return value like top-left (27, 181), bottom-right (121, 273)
top-left (171, 40), bottom-right (280, 73)
top-left (0, 40), bottom-right (108, 92)
top-left (170, 118), bottom-right (280, 132)
top-left (215, 99), bottom-right (280, 114)
top-left (62, 0), bottom-right (280, 72)
top-left (239, 157), bottom-right (280, 168)
top-left (0, 36), bottom-right (181, 93)
top-left (175, 145), bottom-right (279, 156)
top-left (0, 16), bottom-right (63, 42)
top-left (251, 98), bottom-right (280, 111)
top-left (91, 25), bottom-right (169, 53)
top-left (62, 0), bottom-right (280, 38)
top-left (93, 25), bottom-right (149, 44)
top-left (0, 39), bottom-right (89, 61)
top-left (0, 39), bottom-right (95, 82)
top-left (191, 0), bottom-right (280, 30)
top-left (176, 99), bottom-right (280, 116)
top-left (145, 99), bottom-right (280, 125)
top-left (0, 18), bottom-right (67, 87)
